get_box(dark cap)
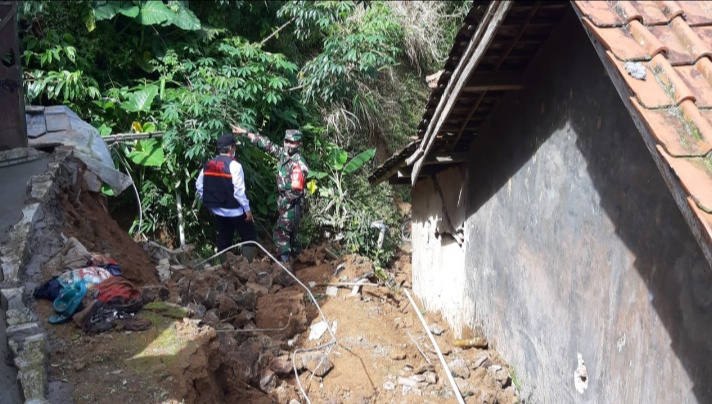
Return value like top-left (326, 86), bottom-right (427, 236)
top-left (217, 133), bottom-right (236, 148)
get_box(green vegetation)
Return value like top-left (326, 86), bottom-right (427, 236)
top-left (18, 0), bottom-right (470, 267)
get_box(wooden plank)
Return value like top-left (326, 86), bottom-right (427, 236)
top-left (424, 153), bottom-right (469, 165)
top-left (462, 71), bottom-right (524, 92)
top-left (572, 3), bottom-right (712, 266)
top-left (407, 1), bottom-right (514, 185)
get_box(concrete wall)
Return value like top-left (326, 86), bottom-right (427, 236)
top-left (412, 166), bottom-right (470, 336)
top-left (412, 10), bottom-right (712, 403)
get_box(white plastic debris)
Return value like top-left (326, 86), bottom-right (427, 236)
top-left (308, 321), bottom-right (329, 341)
top-left (624, 61), bottom-right (646, 80)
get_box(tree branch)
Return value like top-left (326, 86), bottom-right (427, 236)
top-left (260, 17), bottom-right (295, 45)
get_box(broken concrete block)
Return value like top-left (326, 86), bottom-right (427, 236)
top-left (1, 286), bottom-right (25, 310)
top-left (308, 321), bottom-right (328, 341)
top-left (156, 258), bottom-right (171, 283)
top-left (301, 353), bottom-right (333, 377)
top-left (6, 308), bottom-right (34, 326)
top-left (259, 369), bottom-right (277, 393)
top-left (269, 356), bottom-right (294, 375)
top-left (325, 286), bottom-right (339, 297)
top-left (82, 170), bottom-right (102, 193)
top-left (448, 358), bottom-right (470, 379)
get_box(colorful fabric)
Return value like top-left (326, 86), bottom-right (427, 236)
top-left (90, 255), bottom-right (122, 276)
top-left (33, 277), bottom-right (63, 301)
top-left (58, 267), bottom-right (113, 289)
top-left (94, 276), bottom-right (142, 307)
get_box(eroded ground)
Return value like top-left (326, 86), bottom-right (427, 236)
top-left (34, 186), bottom-right (518, 404)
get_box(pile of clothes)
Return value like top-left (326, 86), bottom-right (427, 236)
top-left (33, 237), bottom-right (151, 334)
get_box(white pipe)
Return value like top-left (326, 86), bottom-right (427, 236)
top-left (404, 289), bottom-right (465, 404)
top-left (176, 192), bottom-right (185, 247)
top-left (370, 221), bottom-right (387, 249)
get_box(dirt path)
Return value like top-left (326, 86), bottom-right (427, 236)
top-left (34, 185), bottom-right (519, 403)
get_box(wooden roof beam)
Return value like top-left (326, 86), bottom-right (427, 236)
top-left (462, 71), bottom-right (525, 92)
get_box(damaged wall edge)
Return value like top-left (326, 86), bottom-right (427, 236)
top-left (0, 147), bottom-right (80, 403)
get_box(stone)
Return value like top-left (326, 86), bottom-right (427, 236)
top-left (448, 358), bottom-right (470, 379)
top-left (259, 369), bottom-right (277, 393)
top-left (233, 290), bottom-right (257, 311)
top-left (156, 258), bottom-right (171, 283)
top-left (14, 334), bottom-right (48, 402)
top-left (73, 362), bottom-right (85, 371)
top-left (83, 171), bottom-right (102, 192)
top-left (301, 353), bottom-right (333, 377)
top-left (245, 282), bottom-right (268, 297)
top-left (383, 381), bottom-right (396, 391)
top-left (424, 371), bottom-right (438, 385)
top-left (1, 286), bottom-right (25, 310)
top-left (269, 356), bottom-right (294, 375)
top-left (454, 379), bottom-right (475, 398)
top-left (256, 272), bottom-right (273, 289)
top-left (428, 324), bottom-right (445, 336)
top-left (473, 353), bottom-right (490, 369)
top-left (397, 376), bottom-right (417, 387)
top-left (274, 270), bottom-right (295, 287)
top-left (216, 294), bottom-right (238, 316)
top-left (414, 363), bottom-right (434, 374)
top-left (471, 367), bottom-right (487, 381)
top-left (325, 286), bottom-right (339, 297)
top-left (233, 311), bottom-right (255, 328)
top-left (203, 310), bottom-right (220, 324)
top-left (390, 349), bottom-right (407, 360)
top-left (7, 323), bottom-right (41, 346)
top-left (6, 308), bottom-right (33, 326)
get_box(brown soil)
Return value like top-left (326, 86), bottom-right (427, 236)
top-left (38, 179), bottom-right (518, 403)
top-left (59, 177), bottom-right (158, 285)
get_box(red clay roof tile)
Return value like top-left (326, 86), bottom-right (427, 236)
top-left (649, 54), bottom-right (697, 104)
top-left (648, 19), bottom-right (712, 65)
top-left (576, 1), bottom-right (629, 27)
top-left (607, 52), bottom-right (674, 108)
top-left (575, 0), bottom-right (712, 253)
top-left (688, 197), bottom-right (712, 244)
top-left (583, 19), bottom-right (666, 61)
top-left (658, 147), bottom-right (712, 212)
top-left (633, 99), bottom-right (712, 157)
top-left (677, 1), bottom-right (712, 27)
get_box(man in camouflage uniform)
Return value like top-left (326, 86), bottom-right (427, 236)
top-left (232, 125), bottom-right (309, 268)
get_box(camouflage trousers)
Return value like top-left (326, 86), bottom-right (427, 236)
top-left (274, 202), bottom-right (302, 257)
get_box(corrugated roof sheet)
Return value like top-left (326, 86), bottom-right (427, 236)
top-left (574, 0), bottom-right (712, 245)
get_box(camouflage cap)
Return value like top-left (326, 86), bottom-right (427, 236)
top-left (284, 129), bottom-right (303, 142)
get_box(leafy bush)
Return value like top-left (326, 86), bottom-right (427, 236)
top-left (17, 0), bottom-right (470, 268)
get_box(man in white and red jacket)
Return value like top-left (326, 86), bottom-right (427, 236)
top-left (196, 133), bottom-right (256, 263)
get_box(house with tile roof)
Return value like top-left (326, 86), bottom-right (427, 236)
top-left (370, 1), bottom-right (712, 402)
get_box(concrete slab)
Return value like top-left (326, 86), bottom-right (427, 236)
top-left (0, 155), bottom-right (49, 244)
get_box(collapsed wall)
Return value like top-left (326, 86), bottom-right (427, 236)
top-left (1, 147), bottom-right (78, 402)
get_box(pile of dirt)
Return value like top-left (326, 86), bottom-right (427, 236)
top-left (40, 173), bottom-right (518, 403)
top-left (58, 174), bottom-right (157, 285)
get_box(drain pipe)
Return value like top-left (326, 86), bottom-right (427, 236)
top-left (370, 221), bottom-right (387, 249)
